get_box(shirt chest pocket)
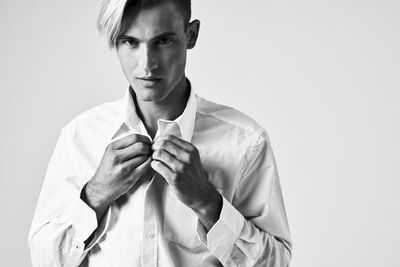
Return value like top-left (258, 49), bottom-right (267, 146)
top-left (162, 190), bottom-right (203, 250)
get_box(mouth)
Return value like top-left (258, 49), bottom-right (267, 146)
top-left (137, 76), bottom-right (162, 87)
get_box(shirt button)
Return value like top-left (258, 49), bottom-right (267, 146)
top-left (74, 243), bottom-right (83, 250)
top-left (147, 232), bottom-right (155, 239)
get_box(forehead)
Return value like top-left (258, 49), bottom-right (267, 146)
top-left (120, 1), bottom-right (186, 39)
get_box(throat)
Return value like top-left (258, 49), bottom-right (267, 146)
top-left (131, 80), bottom-right (190, 139)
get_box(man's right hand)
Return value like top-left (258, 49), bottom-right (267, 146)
top-left (82, 134), bottom-right (152, 220)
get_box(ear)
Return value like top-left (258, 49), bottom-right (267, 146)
top-left (186, 19), bottom-right (200, 49)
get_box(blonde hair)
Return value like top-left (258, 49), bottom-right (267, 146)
top-left (97, 0), bottom-right (128, 49)
top-left (97, 0), bottom-right (191, 49)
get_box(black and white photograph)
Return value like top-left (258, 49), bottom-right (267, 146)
top-left (0, 0), bottom-right (399, 266)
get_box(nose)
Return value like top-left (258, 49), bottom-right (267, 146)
top-left (138, 44), bottom-right (158, 75)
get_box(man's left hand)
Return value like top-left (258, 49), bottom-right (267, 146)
top-left (151, 135), bottom-right (222, 229)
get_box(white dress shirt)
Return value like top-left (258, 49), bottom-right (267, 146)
top-left (29, 84), bottom-right (292, 267)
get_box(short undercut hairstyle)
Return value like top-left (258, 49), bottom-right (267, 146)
top-left (97, 0), bottom-right (191, 49)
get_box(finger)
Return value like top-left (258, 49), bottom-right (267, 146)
top-left (152, 139), bottom-right (188, 161)
top-left (118, 142), bottom-right (152, 162)
top-left (134, 156), bottom-right (152, 174)
top-left (154, 135), bottom-right (193, 151)
top-left (111, 134), bottom-right (151, 150)
top-left (120, 154), bottom-right (150, 173)
top-left (152, 148), bottom-right (184, 172)
top-left (151, 160), bottom-right (174, 184)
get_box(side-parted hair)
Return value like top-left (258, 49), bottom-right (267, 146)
top-left (97, 0), bottom-right (191, 49)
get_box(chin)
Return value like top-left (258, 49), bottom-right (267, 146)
top-left (135, 88), bottom-right (166, 102)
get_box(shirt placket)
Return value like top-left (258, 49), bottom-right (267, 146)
top-left (140, 120), bottom-right (181, 267)
top-left (142, 174), bottom-right (159, 267)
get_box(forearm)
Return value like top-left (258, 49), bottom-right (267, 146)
top-left (80, 180), bottom-right (110, 223)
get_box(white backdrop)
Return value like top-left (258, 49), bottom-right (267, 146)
top-left (0, 1), bottom-right (399, 266)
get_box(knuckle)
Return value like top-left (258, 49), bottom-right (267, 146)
top-left (171, 172), bottom-right (179, 181)
top-left (175, 162), bottom-right (185, 172)
top-left (152, 160), bottom-right (160, 168)
top-left (119, 165), bottom-right (130, 175)
top-left (107, 142), bottom-right (115, 151)
top-left (112, 153), bottom-right (121, 164)
top-left (160, 140), bottom-right (167, 148)
top-left (184, 153), bottom-right (192, 163)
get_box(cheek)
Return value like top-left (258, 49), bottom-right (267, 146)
top-left (163, 47), bottom-right (186, 73)
top-left (118, 50), bottom-right (138, 76)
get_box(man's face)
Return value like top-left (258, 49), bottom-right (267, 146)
top-left (116, 1), bottom-right (195, 103)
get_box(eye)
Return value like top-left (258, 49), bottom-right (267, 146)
top-left (118, 38), bottom-right (139, 48)
top-left (125, 39), bottom-right (139, 48)
top-left (157, 37), bottom-right (173, 46)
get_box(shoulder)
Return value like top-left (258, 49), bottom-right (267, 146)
top-left (61, 98), bottom-right (123, 137)
top-left (196, 95), bottom-right (270, 147)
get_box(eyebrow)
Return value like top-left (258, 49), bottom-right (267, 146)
top-left (117, 31), bottom-right (179, 42)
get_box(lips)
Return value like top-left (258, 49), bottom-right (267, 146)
top-left (137, 76), bottom-right (162, 87)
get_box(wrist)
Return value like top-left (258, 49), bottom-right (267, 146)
top-left (81, 180), bottom-right (109, 221)
top-left (199, 190), bottom-right (222, 214)
top-left (192, 188), bottom-right (222, 230)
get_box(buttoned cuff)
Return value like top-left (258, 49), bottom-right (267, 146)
top-left (58, 197), bottom-right (111, 253)
top-left (196, 195), bottom-right (245, 263)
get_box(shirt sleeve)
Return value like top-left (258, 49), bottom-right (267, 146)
top-left (196, 130), bottom-right (292, 266)
top-left (28, 126), bottom-right (110, 267)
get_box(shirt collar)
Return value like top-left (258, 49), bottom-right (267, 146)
top-left (110, 80), bottom-right (197, 142)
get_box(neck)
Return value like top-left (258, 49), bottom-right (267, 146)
top-left (133, 77), bottom-right (190, 139)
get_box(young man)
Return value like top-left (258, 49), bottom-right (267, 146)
top-left (29, 0), bottom-right (292, 266)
